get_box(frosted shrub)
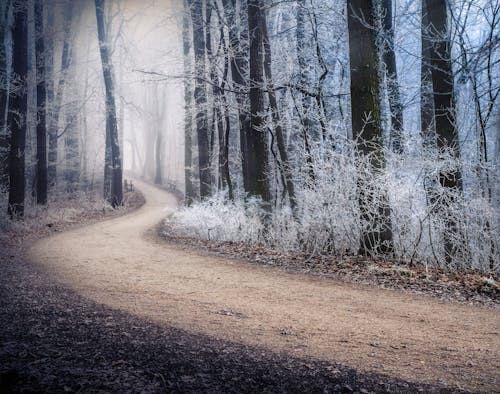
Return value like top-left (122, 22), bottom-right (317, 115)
top-left (170, 193), bottom-right (265, 243)
top-left (168, 141), bottom-right (499, 274)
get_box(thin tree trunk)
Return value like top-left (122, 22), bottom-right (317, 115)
top-left (35, 0), bottom-right (47, 204)
top-left (222, 0), bottom-right (250, 193)
top-left (7, 0), bottom-right (28, 218)
top-left (182, 0), bottom-right (194, 204)
top-left (47, 1), bottom-right (73, 189)
top-left (95, 0), bottom-right (122, 207)
top-left (260, 7), bottom-right (296, 211)
top-left (381, 0), bottom-right (404, 153)
top-left (0, 0), bottom-right (11, 187)
top-left (420, 1), bottom-right (435, 146)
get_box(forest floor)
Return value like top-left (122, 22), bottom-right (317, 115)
top-left (0, 179), bottom-right (499, 393)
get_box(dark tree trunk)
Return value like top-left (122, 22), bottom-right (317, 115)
top-left (260, 8), bottom-right (296, 211)
top-left (420, 2), bottom-right (435, 146)
top-left (216, 2), bottom-right (233, 199)
top-left (182, 0), bottom-right (194, 204)
top-left (63, 99), bottom-right (80, 193)
top-left (189, 0), bottom-right (211, 199)
top-left (0, 0), bottom-right (11, 186)
top-left (47, 1), bottom-right (73, 189)
top-left (222, 0), bottom-right (251, 192)
top-left (7, 0), bottom-right (28, 218)
top-left (381, 0), bottom-right (404, 153)
top-left (247, 0), bottom-right (271, 207)
top-left (35, 0), bottom-right (47, 204)
top-left (95, 0), bottom-right (122, 207)
top-left (347, 0), bottom-right (393, 254)
top-left (423, 0), bottom-right (461, 187)
top-left (422, 0), bottom-right (462, 263)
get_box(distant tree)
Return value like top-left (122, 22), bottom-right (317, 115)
top-left (35, 0), bottom-right (47, 204)
top-left (347, 0), bottom-right (393, 254)
top-left (95, 0), bottom-right (122, 207)
top-left (7, 0), bottom-right (28, 218)
top-left (47, 1), bottom-right (73, 188)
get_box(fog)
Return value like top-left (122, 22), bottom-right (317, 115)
top-left (68, 0), bottom-right (184, 189)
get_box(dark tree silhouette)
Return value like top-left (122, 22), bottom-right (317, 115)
top-left (347, 0), bottom-right (393, 254)
top-left (246, 0), bottom-right (271, 208)
top-left (35, 0), bottom-right (47, 205)
top-left (7, 0), bottom-right (28, 218)
top-left (95, 0), bottom-right (123, 207)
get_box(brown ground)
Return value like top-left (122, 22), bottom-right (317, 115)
top-left (18, 179), bottom-right (500, 393)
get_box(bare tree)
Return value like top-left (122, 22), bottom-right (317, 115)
top-left (189, 0), bottom-right (211, 199)
top-left (35, 0), bottom-right (47, 204)
top-left (347, 0), bottom-right (393, 254)
top-left (95, 0), bottom-right (122, 207)
top-left (7, 0), bottom-right (28, 218)
top-left (247, 0), bottom-right (271, 208)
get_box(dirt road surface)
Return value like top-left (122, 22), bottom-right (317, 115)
top-left (26, 180), bottom-right (500, 392)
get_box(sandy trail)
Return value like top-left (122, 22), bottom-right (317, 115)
top-left (27, 180), bottom-right (499, 391)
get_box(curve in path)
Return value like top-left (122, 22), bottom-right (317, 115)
top-left (27, 180), bottom-right (500, 391)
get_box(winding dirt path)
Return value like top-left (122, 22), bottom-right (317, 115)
top-left (27, 180), bottom-right (499, 392)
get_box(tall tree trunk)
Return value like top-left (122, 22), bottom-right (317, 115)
top-left (35, 0), bottom-right (47, 204)
top-left (347, 0), bottom-right (393, 254)
top-left (247, 0), bottom-right (271, 208)
top-left (422, 0), bottom-right (462, 263)
top-left (63, 99), bottom-right (80, 193)
top-left (47, 1), bottom-right (73, 189)
top-left (296, 0), bottom-right (315, 181)
top-left (7, 0), bottom-right (28, 218)
top-left (423, 0), bottom-right (461, 186)
top-left (182, 0), bottom-right (194, 204)
top-left (189, 0), bottom-right (211, 199)
top-left (380, 0), bottom-right (404, 153)
top-left (216, 2), bottom-right (233, 199)
top-left (0, 0), bottom-right (11, 186)
top-left (222, 0), bottom-right (250, 192)
top-left (95, 0), bottom-right (122, 207)
top-left (260, 7), bottom-right (296, 211)
top-left (420, 1), bottom-right (435, 146)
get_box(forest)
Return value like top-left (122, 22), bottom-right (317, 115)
top-left (1, 0), bottom-right (498, 272)
top-left (0, 0), bottom-right (499, 392)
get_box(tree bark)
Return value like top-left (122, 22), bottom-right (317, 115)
top-left (35, 0), bottom-right (47, 204)
top-left (247, 0), bottom-right (271, 208)
top-left (189, 0), bottom-right (211, 199)
top-left (380, 0), bottom-right (404, 153)
top-left (0, 0), bottom-right (11, 186)
top-left (7, 0), bottom-right (28, 218)
top-left (222, 0), bottom-right (251, 193)
top-left (422, 0), bottom-right (462, 263)
top-left (260, 7), bottom-right (296, 211)
top-left (47, 1), bottom-right (73, 189)
top-left (95, 0), bottom-right (122, 207)
top-left (182, 0), bottom-right (194, 204)
top-left (347, 0), bottom-right (393, 254)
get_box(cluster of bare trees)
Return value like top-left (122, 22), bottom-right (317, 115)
top-left (0, 0), bottom-right (122, 218)
top-left (180, 0), bottom-right (498, 270)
